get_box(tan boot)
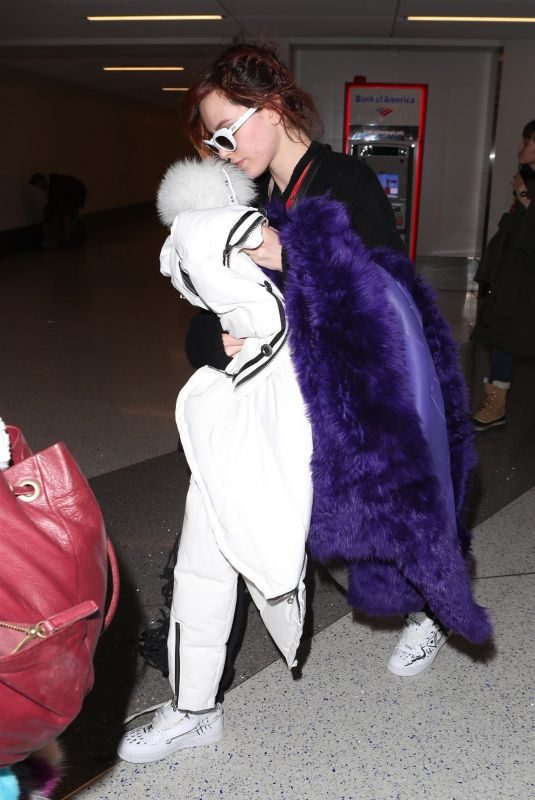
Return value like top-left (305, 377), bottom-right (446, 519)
top-left (471, 381), bottom-right (508, 431)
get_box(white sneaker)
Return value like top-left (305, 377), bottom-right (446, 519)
top-left (387, 612), bottom-right (450, 677)
top-left (117, 701), bottom-right (224, 764)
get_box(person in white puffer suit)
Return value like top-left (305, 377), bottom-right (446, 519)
top-left (117, 158), bottom-right (313, 764)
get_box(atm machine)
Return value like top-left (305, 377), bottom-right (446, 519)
top-left (343, 77), bottom-right (428, 260)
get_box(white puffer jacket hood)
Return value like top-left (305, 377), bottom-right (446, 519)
top-left (156, 157), bottom-right (257, 226)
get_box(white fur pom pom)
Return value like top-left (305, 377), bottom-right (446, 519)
top-left (156, 158), bottom-right (257, 226)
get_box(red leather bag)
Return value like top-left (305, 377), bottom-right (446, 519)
top-left (0, 426), bottom-right (120, 767)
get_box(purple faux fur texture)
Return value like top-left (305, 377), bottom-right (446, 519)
top-left (268, 196), bottom-right (490, 643)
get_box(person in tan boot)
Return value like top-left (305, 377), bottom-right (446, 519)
top-left (471, 375), bottom-right (509, 431)
top-left (471, 119), bottom-right (535, 432)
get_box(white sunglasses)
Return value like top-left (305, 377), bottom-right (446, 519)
top-left (203, 107), bottom-right (258, 154)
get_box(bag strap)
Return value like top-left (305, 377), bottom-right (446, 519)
top-left (285, 152), bottom-right (326, 210)
top-left (40, 601), bottom-right (100, 636)
top-left (103, 539), bottom-right (120, 631)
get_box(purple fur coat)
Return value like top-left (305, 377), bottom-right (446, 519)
top-left (266, 196), bottom-right (491, 644)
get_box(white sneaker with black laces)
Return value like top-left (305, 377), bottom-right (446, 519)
top-left (117, 701), bottom-right (224, 764)
top-left (387, 612), bottom-right (450, 677)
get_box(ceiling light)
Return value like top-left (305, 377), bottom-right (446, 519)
top-left (87, 15), bottom-right (223, 22)
top-left (162, 88), bottom-right (189, 92)
top-left (406, 16), bottom-right (535, 23)
top-left (103, 67), bottom-right (185, 72)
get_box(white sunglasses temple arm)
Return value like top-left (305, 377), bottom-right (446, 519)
top-left (228, 106), bottom-right (257, 134)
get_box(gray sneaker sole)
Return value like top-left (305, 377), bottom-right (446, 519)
top-left (472, 416), bottom-right (506, 432)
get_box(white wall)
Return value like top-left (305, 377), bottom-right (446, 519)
top-left (488, 40), bottom-right (535, 239)
top-left (0, 65), bottom-right (192, 232)
top-left (294, 46), bottom-right (497, 257)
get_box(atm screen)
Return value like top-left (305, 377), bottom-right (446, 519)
top-left (377, 172), bottom-right (399, 198)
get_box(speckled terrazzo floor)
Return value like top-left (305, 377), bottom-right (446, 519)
top-left (71, 486), bottom-right (535, 799)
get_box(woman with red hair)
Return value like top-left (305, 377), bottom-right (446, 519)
top-left (182, 43), bottom-right (402, 366)
top-left (118, 42), bottom-right (489, 765)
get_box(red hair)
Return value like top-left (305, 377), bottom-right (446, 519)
top-left (182, 42), bottom-right (321, 155)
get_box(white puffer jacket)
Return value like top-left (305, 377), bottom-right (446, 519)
top-left (158, 160), bottom-right (313, 673)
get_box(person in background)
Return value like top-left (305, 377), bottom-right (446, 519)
top-left (471, 119), bottom-right (535, 430)
top-left (29, 173), bottom-right (86, 249)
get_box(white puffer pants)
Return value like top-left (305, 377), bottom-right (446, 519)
top-left (167, 347), bottom-right (313, 711)
top-left (160, 205), bottom-right (313, 711)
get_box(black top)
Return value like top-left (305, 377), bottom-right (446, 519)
top-left (267, 141), bottom-right (402, 250)
top-left (471, 166), bottom-right (535, 357)
top-left (185, 141), bottom-right (404, 369)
